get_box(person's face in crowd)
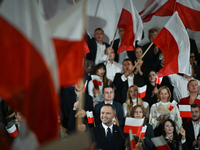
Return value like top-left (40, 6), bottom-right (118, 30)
top-left (148, 31), bottom-right (158, 42)
top-left (191, 107), bottom-right (200, 122)
top-left (97, 67), bottom-right (105, 77)
top-left (133, 107), bottom-right (143, 119)
top-left (109, 49), bottom-right (115, 62)
top-left (188, 80), bottom-right (199, 93)
top-left (135, 47), bottom-right (143, 60)
top-left (94, 29), bottom-right (104, 43)
top-left (159, 89), bottom-right (169, 102)
top-left (129, 87), bottom-right (138, 99)
top-left (123, 60), bottom-right (133, 72)
top-left (149, 71), bottom-right (156, 83)
top-left (164, 121), bottom-right (174, 135)
top-left (190, 53), bottom-right (196, 64)
top-left (102, 87), bottom-right (114, 102)
top-left (15, 112), bottom-right (23, 125)
top-left (118, 28), bottom-right (125, 38)
top-left (74, 80), bottom-right (84, 91)
top-left (100, 106), bottom-right (115, 126)
top-left (77, 123), bottom-right (87, 132)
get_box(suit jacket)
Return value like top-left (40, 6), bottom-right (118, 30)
top-left (113, 73), bottom-right (145, 105)
top-left (94, 101), bottom-right (124, 127)
top-left (90, 124), bottom-right (125, 150)
top-left (86, 34), bottom-right (109, 63)
top-left (143, 122), bottom-right (154, 150)
top-left (61, 91), bottom-right (93, 129)
top-left (183, 120), bottom-right (195, 149)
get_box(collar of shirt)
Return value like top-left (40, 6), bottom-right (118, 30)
top-left (96, 41), bottom-right (105, 47)
top-left (102, 123), bottom-right (113, 136)
top-left (132, 98), bottom-right (137, 103)
top-left (105, 101), bottom-right (113, 105)
top-left (192, 121), bottom-right (200, 126)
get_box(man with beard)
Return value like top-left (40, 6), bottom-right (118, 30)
top-left (183, 104), bottom-right (200, 149)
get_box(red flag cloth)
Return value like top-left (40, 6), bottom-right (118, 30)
top-left (6, 125), bottom-right (18, 137)
top-left (139, 0), bottom-right (176, 22)
top-left (153, 12), bottom-right (191, 78)
top-left (155, 75), bottom-right (163, 85)
top-left (86, 111), bottom-right (94, 124)
top-left (135, 125), bottom-right (147, 138)
top-left (48, 1), bottom-right (86, 87)
top-left (91, 75), bottom-right (102, 86)
top-left (175, 0), bottom-right (200, 31)
top-left (179, 105), bottom-right (191, 118)
top-left (195, 95), bottom-right (200, 106)
top-left (138, 85), bottom-right (147, 98)
top-left (129, 130), bottom-right (136, 150)
top-left (0, 0), bottom-right (59, 143)
top-left (151, 136), bottom-right (171, 150)
top-left (168, 100), bottom-right (177, 111)
top-left (117, 0), bottom-right (143, 54)
top-left (124, 117), bottom-right (144, 134)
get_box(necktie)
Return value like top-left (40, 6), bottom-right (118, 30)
top-left (107, 127), bottom-right (112, 146)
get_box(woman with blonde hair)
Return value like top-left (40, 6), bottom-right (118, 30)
top-left (123, 85), bottom-right (149, 120)
top-left (149, 86), bottom-right (182, 136)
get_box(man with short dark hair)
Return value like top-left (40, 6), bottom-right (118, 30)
top-left (183, 104), bottom-right (200, 149)
top-left (90, 104), bottom-right (125, 150)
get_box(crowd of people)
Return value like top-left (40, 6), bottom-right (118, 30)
top-left (1, 27), bottom-right (200, 150)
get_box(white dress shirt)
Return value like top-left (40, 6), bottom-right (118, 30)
top-left (192, 121), bottom-right (200, 139)
top-left (121, 74), bottom-right (134, 87)
top-left (102, 123), bottom-right (113, 136)
top-left (95, 42), bottom-right (106, 65)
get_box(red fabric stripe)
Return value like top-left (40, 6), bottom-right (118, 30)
top-left (92, 80), bottom-right (102, 86)
top-left (87, 117), bottom-right (94, 124)
top-left (135, 132), bottom-right (145, 138)
top-left (130, 139), bottom-right (136, 150)
top-left (53, 39), bottom-right (84, 87)
top-left (168, 105), bottom-right (174, 111)
top-left (180, 111), bottom-right (191, 118)
top-left (9, 129), bottom-right (18, 137)
top-left (195, 99), bottom-right (200, 106)
top-left (153, 27), bottom-right (179, 78)
top-left (156, 144), bottom-right (171, 150)
top-left (138, 91), bottom-right (146, 98)
top-left (0, 16), bottom-right (59, 143)
top-left (117, 8), bottom-right (135, 54)
top-left (155, 78), bottom-right (161, 85)
top-left (124, 125), bottom-right (143, 134)
top-left (176, 3), bottom-right (200, 31)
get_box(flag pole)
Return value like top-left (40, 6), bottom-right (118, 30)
top-left (73, 0), bottom-right (76, 5)
top-left (132, 42), bottom-right (153, 71)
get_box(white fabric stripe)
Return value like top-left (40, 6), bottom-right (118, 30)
top-left (179, 105), bottom-right (191, 111)
top-left (164, 11), bottom-right (191, 76)
top-left (176, 0), bottom-right (200, 11)
top-left (151, 135), bottom-right (167, 147)
top-left (6, 124), bottom-right (17, 133)
top-left (86, 111), bottom-right (94, 118)
top-left (91, 75), bottom-right (101, 81)
top-left (129, 130), bottom-right (133, 141)
top-left (125, 117), bottom-right (144, 126)
top-left (171, 100), bottom-right (177, 106)
top-left (138, 85), bottom-right (147, 93)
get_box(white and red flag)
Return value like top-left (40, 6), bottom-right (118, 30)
top-left (91, 75), bottom-right (102, 86)
top-left (138, 85), bottom-right (147, 98)
top-left (124, 117), bottom-right (144, 134)
top-left (155, 75), bottom-right (163, 85)
top-left (175, 0), bottom-right (200, 31)
top-left (117, 0), bottom-right (143, 54)
top-left (168, 100), bottom-right (177, 111)
top-left (48, 1), bottom-right (87, 87)
top-left (129, 130), bottom-right (136, 150)
top-left (179, 105), bottom-right (191, 118)
top-left (135, 125), bottom-right (147, 138)
top-left (83, 80), bottom-right (88, 93)
top-left (151, 136), bottom-right (170, 150)
top-left (6, 125), bottom-right (18, 137)
top-left (86, 111), bottom-right (94, 124)
top-left (139, 0), bottom-right (176, 22)
top-left (0, 0), bottom-right (59, 144)
top-left (153, 11), bottom-right (191, 78)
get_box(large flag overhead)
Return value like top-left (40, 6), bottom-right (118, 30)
top-left (0, 0), bottom-right (59, 144)
top-left (139, 0), bottom-right (176, 22)
top-left (175, 0), bottom-right (200, 31)
top-left (153, 11), bottom-right (191, 78)
top-left (117, 0), bottom-right (143, 54)
top-left (48, 0), bottom-right (86, 87)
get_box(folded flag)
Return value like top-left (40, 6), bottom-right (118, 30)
top-left (155, 75), bottom-right (163, 85)
top-left (138, 85), bottom-right (147, 98)
top-left (151, 135), bottom-right (170, 150)
top-left (168, 100), bottom-right (177, 111)
top-left (129, 130), bottom-right (136, 150)
top-left (86, 111), bottom-right (94, 124)
top-left (6, 124), bottom-right (18, 137)
top-left (124, 117), bottom-right (144, 134)
top-left (91, 75), bottom-right (102, 86)
top-left (179, 105), bottom-right (191, 118)
top-left (135, 125), bottom-right (147, 138)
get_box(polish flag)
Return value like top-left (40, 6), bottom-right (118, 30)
top-left (168, 100), bottom-right (177, 111)
top-left (83, 80), bottom-right (88, 93)
top-left (175, 0), bottom-right (200, 31)
top-left (6, 125), bottom-right (18, 137)
top-left (139, 0), bottom-right (176, 22)
top-left (129, 130), bottom-right (136, 150)
top-left (179, 105), bottom-right (191, 118)
top-left (135, 125), bottom-right (147, 138)
top-left (138, 85), bottom-right (147, 98)
top-left (117, 0), bottom-right (143, 54)
top-left (151, 136), bottom-right (170, 150)
top-left (124, 117), bottom-right (144, 134)
top-left (86, 111), bottom-right (94, 124)
top-left (195, 95), bottom-right (200, 106)
top-left (155, 75), bottom-right (163, 85)
top-left (48, 0), bottom-right (86, 87)
top-left (91, 75), bottom-right (102, 86)
top-left (153, 12), bottom-right (191, 78)
top-left (0, 0), bottom-right (59, 144)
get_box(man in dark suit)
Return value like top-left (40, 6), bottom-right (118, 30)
top-left (86, 28), bottom-right (110, 64)
top-left (90, 104), bottom-right (125, 150)
top-left (113, 58), bottom-right (145, 105)
top-left (183, 104), bottom-right (200, 149)
top-left (94, 86), bottom-right (124, 126)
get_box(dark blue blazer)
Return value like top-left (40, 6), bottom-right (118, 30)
top-left (90, 124), bottom-right (125, 150)
top-left (94, 101), bottom-right (124, 127)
